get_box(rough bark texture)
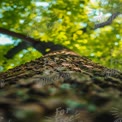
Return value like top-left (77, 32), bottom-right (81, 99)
top-left (0, 49), bottom-right (122, 122)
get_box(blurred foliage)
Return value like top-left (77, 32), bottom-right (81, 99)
top-left (0, 0), bottom-right (122, 72)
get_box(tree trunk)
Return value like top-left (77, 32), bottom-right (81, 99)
top-left (0, 49), bottom-right (122, 122)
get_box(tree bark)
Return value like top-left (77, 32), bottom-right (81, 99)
top-left (0, 49), bottom-right (122, 122)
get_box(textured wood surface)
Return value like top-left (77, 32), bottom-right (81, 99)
top-left (0, 49), bottom-right (122, 122)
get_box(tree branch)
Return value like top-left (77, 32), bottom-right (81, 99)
top-left (94, 12), bottom-right (120, 29)
top-left (0, 27), bottom-right (66, 58)
top-left (5, 41), bottom-right (31, 58)
top-left (0, 12), bottom-right (120, 58)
